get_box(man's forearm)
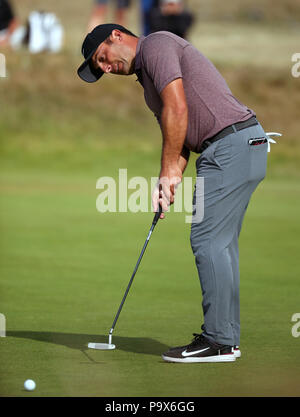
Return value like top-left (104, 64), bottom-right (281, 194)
top-left (160, 104), bottom-right (188, 173)
top-left (156, 78), bottom-right (189, 211)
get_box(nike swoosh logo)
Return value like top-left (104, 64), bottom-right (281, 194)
top-left (182, 347), bottom-right (210, 357)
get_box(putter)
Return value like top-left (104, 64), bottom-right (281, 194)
top-left (88, 204), bottom-right (163, 350)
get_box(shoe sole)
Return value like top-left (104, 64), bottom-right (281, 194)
top-left (162, 353), bottom-right (236, 363)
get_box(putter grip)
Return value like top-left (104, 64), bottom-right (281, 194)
top-left (152, 204), bottom-right (163, 226)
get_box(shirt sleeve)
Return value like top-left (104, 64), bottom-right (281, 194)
top-left (141, 33), bottom-right (183, 95)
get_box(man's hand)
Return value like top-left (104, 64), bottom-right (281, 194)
top-left (152, 164), bottom-right (182, 219)
top-left (152, 147), bottom-right (190, 219)
top-left (159, 163), bottom-right (182, 209)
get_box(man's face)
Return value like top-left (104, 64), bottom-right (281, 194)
top-left (92, 31), bottom-right (135, 76)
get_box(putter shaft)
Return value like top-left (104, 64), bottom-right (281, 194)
top-left (109, 206), bottom-right (162, 339)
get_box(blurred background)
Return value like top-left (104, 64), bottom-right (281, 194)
top-left (1, 0), bottom-right (300, 166)
top-left (1, 0), bottom-right (300, 397)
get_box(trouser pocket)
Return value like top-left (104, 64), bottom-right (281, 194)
top-left (249, 138), bottom-right (268, 183)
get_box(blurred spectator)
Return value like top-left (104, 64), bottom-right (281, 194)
top-left (140, 0), bottom-right (155, 36)
top-left (8, 11), bottom-right (64, 53)
top-left (0, 0), bottom-right (19, 47)
top-left (148, 0), bottom-right (194, 39)
top-left (87, 0), bottom-right (131, 33)
top-left (23, 11), bottom-right (64, 53)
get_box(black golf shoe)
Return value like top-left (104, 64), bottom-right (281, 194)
top-left (162, 333), bottom-right (236, 363)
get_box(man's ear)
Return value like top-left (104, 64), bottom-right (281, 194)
top-left (110, 29), bottom-right (122, 42)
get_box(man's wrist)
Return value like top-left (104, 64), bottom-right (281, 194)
top-left (161, 155), bottom-right (180, 169)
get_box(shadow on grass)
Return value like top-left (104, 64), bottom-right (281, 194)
top-left (6, 331), bottom-right (169, 357)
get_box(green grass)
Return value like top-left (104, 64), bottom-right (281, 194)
top-left (0, 149), bottom-right (300, 397)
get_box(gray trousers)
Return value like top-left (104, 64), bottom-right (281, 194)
top-left (190, 122), bottom-right (268, 346)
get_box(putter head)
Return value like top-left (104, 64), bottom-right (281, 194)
top-left (88, 342), bottom-right (116, 350)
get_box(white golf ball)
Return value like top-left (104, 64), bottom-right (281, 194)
top-left (24, 379), bottom-right (36, 391)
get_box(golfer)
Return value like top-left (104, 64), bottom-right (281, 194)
top-left (78, 24), bottom-right (269, 363)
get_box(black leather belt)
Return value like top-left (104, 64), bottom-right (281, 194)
top-left (199, 116), bottom-right (258, 153)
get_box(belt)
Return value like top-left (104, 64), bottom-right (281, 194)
top-left (199, 116), bottom-right (258, 153)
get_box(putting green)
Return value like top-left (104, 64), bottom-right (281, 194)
top-left (0, 149), bottom-right (299, 397)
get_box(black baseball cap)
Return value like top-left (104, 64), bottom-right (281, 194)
top-left (77, 23), bottom-right (128, 83)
